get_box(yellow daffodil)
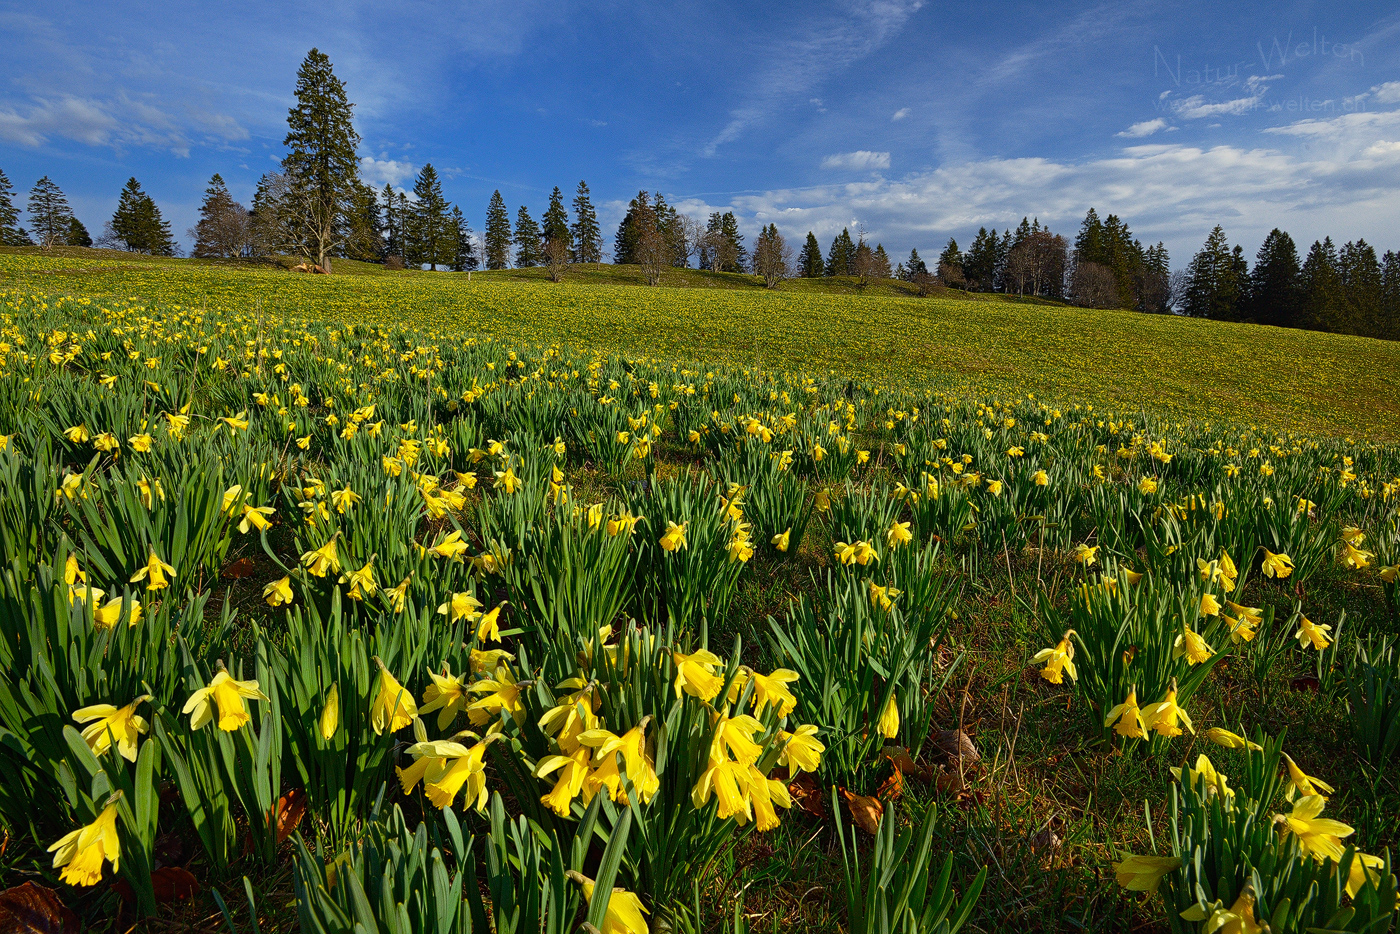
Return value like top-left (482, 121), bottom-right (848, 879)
top-left (1205, 728), bottom-right (1261, 751)
top-left (1261, 549), bottom-right (1294, 579)
top-left (886, 520), bottom-right (913, 549)
top-left (659, 520), bottom-right (688, 552)
top-left (1295, 615), bottom-right (1332, 651)
top-left (264, 575), bottom-right (294, 606)
top-left (672, 648), bottom-right (723, 701)
top-left (1112, 853), bottom-right (1182, 892)
top-left (777, 724), bottom-right (824, 773)
top-left (1105, 687), bottom-right (1146, 739)
top-left (182, 668), bottom-right (269, 731)
top-left (319, 684), bottom-right (339, 740)
top-left (1282, 753), bottom-right (1334, 800)
top-left (1174, 625), bottom-right (1214, 665)
top-left (74, 695), bottom-right (151, 761)
top-left (1030, 631), bottom-right (1077, 684)
top-left (301, 536), bottom-right (341, 577)
top-left (877, 695), bottom-right (900, 739)
top-left (48, 800), bottom-right (121, 887)
top-left (1141, 678), bottom-right (1193, 737)
top-left (129, 547), bottom-right (175, 591)
top-left (570, 873), bottom-right (650, 934)
top-left (1275, 794), bottom-right (1353, 862)
top-left (771, 528), bottom-right (791, 552)
top-left (371, 661), bottom-right (418, 734)
top-left (1074, 543), bottom-right (1098, 566)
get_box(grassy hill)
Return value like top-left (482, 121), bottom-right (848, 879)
top-left (4, 245), bottom-right (1398, 438)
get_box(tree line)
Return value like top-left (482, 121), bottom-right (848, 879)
top-left (3, 47), bottom-right (1397, 340)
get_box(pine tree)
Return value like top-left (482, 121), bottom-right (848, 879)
top-left (1074, 209), bottom-right (1103, 266)
top-left (994, 228), bottom-right (1012, 291)
top-left (0, 168), bottom-right (29, 245)
top-left (719, 213), bottom-right (746, 272)
top-left (1182, 226), bottom-right (1243, 319)
top-left (514, 204), bottom-right (543, 268)
top-left (905, 247), bottom-right (927, 279)
top-left (569, 181), bottom-right (602, 264)
top-left (344, 181), bottom-right (383, 262)
top-left (1337, 239), bottom-right (1383, 337)
top-left (1248, 229), bottom-right (1301, 327)
top-left (192, 174), bottom-right (250, 258)
top-left (449, 206), bottom-right (478, 272)
top-left (1139, 242), bottom-right (1171, 313)
top-left (66, 217), bottom-right (92, 247)
top-left (963, 227), bottom-right (996, 291)
top-left (936, 237), bottom-right (963, 285)
top-left (484, 191), bottom-right (512, 269)
top-left (825, 229), bottom-right (856, 276)
top-left (398, 190), bottom-right (421, 268)
top-left (412, 164), bottom-right (452, 270)
top-left (797, 232), bottom-right (824, 277)
top-left (873, 244), bottom-right (892, 280)
top-left (27, 176), bottom-right (74, 248)
top-left (1381, 250), bottom-right (1400, 341)
top-left (613, 191), bottom-right (650, 265)
top-left (542, 186), bottom-right (571, 254)
top-left (282, 48), bottom-right (362, 272)
top-left (109, 178), bottom-right (175, 255)
top-left (1297, 238), bottom-right (1343, 332)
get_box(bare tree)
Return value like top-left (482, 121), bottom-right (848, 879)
top-left (632, 201), bottom-right (668, 286)
top-left (543, 237), bottom-right (570, 283)
top-left (253, 168), bottom-right (346, 271)
top-left (1070, 261), bottom-right (1120, 308)
top-left (1166, 269), bottom-right (1190, 313)
top-left (676, 215), bottom-right (705, 268)
top-left (937, 260), bottom-right (966, 289)
top-left (189, 203), bottom-right (253, 259)
top-left (752, 224), bottom-right (792, 288)
top-left (911, 267), bottom-right (937, 297)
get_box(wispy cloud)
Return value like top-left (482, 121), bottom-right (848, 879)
top-left (0, 92), bottom-right (247, 155)
top-left (891, 107), bottom-right (909, 121)
top-left (703, 0), bottom-right (922, 156)
top-left (821, 150), bottom-right (890, 170)
top-left (1117, 118), bottom-right (1171, 138)
top-left (360, 156), bottom-right (418, 187)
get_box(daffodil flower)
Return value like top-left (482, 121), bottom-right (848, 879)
top-left (129, 547), bottom-right (175, 591)
top-left (74, 695), bottom-right (151, 761)
top-left (182, 667), bottom-right (269, 731)
top-left (48, 800), bottom-right (121, 887)
top-left (1031, 631), bottom-right (1077, 684)
top-left (370, 660), bottom-right (418, 735)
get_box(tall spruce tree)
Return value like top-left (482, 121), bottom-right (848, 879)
top-left (1381, 250), bottom-right (1400, 341)
top-left (514, 204), bottom-right (543, 268)
top-left (1298, 238), bottom-right (1343, 332)
top-left (1338, 239), bottom-right (1383, 338)
top-left (484, 191), bottom-right (512, 269)
top-left (719, 212), bottom-right (746, 272)
top-left (449, 206), bottom-right (478, 272)
top-left (381, 184), bottom-right (405, 260)
top-left (66, 217), bottom-right (92, 247)
top-left (797, 232), bottom-right (823, 277)
top-left (872, 244), bottom-right (892, 280)
top-left (905, 247), bottom-right (928, 279)
top-left (27, 176), bottom-right (73, 249)
top-left (0, 168), bottom-right (28, 245)
top-left (613, 191), bottom-right (649, 265)
top-left (542, 186), bottom-right (571, 254)
top-left (1182, 226), bottom-right (1243, 320)
top-left (569, 181), bottom-right (602, 264)
top-left (1248, 229), bottom-right (1301, 327)
top-left (963, 227), bottom-right (997, 291)
top-left (936, 238), bottom-right (963, 284)
top-left (825, 228), bottom-right (856, 276)
top-left (282, 48), bottom-right (361, 272)
top-left (412, 164), bottom-right (452, 270)
top-left (109, 178), bottom-right (175, 255)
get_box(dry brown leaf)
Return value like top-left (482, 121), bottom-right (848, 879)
top-left (787, 772), bottom-right (827, 819)
top-left (0, 883), bottom-right (79, 934)
top-left (880, 745), bottom-right (932, 780)
top-left (931, 729), bottom-right (980, 765)
top-left (150, 867), bottom-right (200, 902)
top-left (840, 787), bottom-right (883, 834)
top-left (276, 786), bottom-right (308, 843)
top-left (222, 557), bottom-right (258, 579)
top-left (877, 768), bottom-right (904, 801)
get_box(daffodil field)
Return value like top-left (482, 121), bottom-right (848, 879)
top-left (1, 264), bottom-right (1399, 933)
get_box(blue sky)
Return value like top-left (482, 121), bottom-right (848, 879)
top-left (2, 0), bottom-right (1398, 266)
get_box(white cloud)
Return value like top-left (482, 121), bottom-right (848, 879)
top-left (1171, 93), bottom-right (1265, 120)
top-left (1377, 82), bottom-right (1400, 105)
top-left (360, 156), bottom-right (418, 187)
top-left (821, 150), bottom-right (890, 170)
top-left (718, 106), bottom-right (1400, 266)
top-left (891, 107), bottom-right (909, 121)
top-left (1117, 118), bottom-right (1169, 138)
top-left (0, 92), bottom-right (246, 156)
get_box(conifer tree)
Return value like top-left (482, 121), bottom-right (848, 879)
top-left (66, 217), bottom-right (92, 247)
top-left (27, 176), bottom-right (74, 248)
top-left (192, 174), bottom-right (252, 258)
top-left (936, 237), bottom-right (963, 285)
top-left (542, 186), bottom-right (571, 254)
top-left (449, 206), bottom-right (478, 272)
top-left (484, 190), bottom-right (512, 269)
top-left (344, 181), bottom-right (383, 262)
top-left (381, 184), bottom-right (407, 261)
top-left (1248, 229), bottom-right (1301, 327)
top-left (963, 227), bottom-right (997, 291)
top-left (613, 191), bottom-right (649, 265)
top-left (1337, 239), bottom-right (1383, 337)
top-left (397, 190), bottom-right (420, 267)
top-left (1381, 250), bottom-right (1400, 341)
top-left (281, 48), bottom-right (361, 272)
top-left (825, 228), bottom-right (856, 276)
top-left (109, 178), bottom-right (175, 255)
top-left (1298, 238), bottom-right (1342, 332)
top-left (1182, 226), bottom-right (1243, 319)
top-left (569, 181), bottom-right (601, 264)
top-left (904, 247), bottom-right (927, 280)
top-left (797, 232), bottom-right (823, 277)
top-left (514, 204), bottom-right (543, 268)
top-left (0, 168), bottom-right (29, 245)
top-left (873, 244), bottom-right (892, 280)
top-left (719, 212), bottom-right (746, 272)
top-left (412, 164), bottom-right (452, 270)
